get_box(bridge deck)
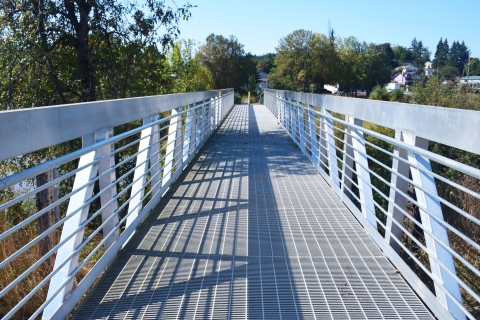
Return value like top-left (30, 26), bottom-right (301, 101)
top-left (73, 105), bottom-right (433, 319)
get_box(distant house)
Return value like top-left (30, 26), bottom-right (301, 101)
top-left (459, 76), bottom-right (480, 89)
top-left (257, 71), bottom-right (268, 89)
top-left (393, 62), bottom-right (421, 85)
top-left (425, 61), bottom-right (435, 77)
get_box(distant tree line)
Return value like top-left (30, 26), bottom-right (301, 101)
top-left (256, 30), bottom-right (479, 94)
top-left (261, 29), bottom-right (394, 96)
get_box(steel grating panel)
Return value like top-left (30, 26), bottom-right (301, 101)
top-left (72, 105), bottom-right (434, 319)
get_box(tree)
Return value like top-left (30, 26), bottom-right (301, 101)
top-left (392, 45), bottom-right (413, 65)
top-left (197, 34), bottom-right (257, 92)
top-left (309, 33), bottom-right (337, 93)
top-left (0, 0), bottom-right (194, 104)
top-left (167, 40), bottom-right (214, 93)
top-left (449, 40), bottom-right (469, 75)
top-left (409, 38), bottom-right (430, 67)
top-left (467, 58), bottom-right (480, 76)
top-left (364, 44), bottom-right (394, 94)
top-left (269, 29), bottom-right (315, 92)
top-left (440, 65), bottom-right (459, 79)
top-left (256, 53), bottom-right (275, 74)
top-left (376, 43), bottom-right (396, 69)
top-left (433, 38), bottom-right (449, 68)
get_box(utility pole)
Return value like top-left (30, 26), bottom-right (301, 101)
top-left (466, 51), bottom-right (471, 92)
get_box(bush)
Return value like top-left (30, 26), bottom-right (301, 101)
top-left (389, 89), bottom-right (404, 102)
top-left (369, 86), bottom-right (390, 101)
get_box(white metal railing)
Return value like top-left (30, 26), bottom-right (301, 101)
top-left (0, 89), bottom-right (234, 319)
top-left (265, 89), bottom-right (480, 320)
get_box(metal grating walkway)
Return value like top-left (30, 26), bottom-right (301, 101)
top-left (72, 105), bottom-right (434, 319)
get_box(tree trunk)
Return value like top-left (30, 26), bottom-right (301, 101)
top-left (35, 169), bottom-right (60, 257)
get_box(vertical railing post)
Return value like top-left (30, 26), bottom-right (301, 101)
top-left (196, 103), bottom-right (203, 148)
top-left (43, 131), bottom-right (106, 319)
top-left (321, 107), bottom-right (340, 189)
top-left (98, 127), bottom-right (120, 251)
top-left (299, 104), bottom-right (306, 152)
top-left (173, 108), bottom-right (184, 173)
top-left (291, 100), bottom-right (297, 142)
top-left (209, 97), bottom-right (214, 134)
top-left (204, 100), bottom-right (209, 142)
top-left (162, 108), bottom-right (181, 186)
top-left (286, 97), bottom-right (292, 133)
top-left (343, 116), bottom-right (377, 229)
top-left (402, 132), bottom-right (463, 319)
top-left (184, 103), bottom-right (195, 162)
top-left (279, 96), bottom-right (284, 125)
top-left (385, 129), bottom-right (409, 253)
top-left (148, 115), bottom-right (161, 197)
top-left (308, 106), bottom-right (319, 170)
top-left (125, 115), bottom-right (158, 230)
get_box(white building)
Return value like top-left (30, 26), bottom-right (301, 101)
top-left (459, 76), bottom-right (480, 89)
top-left (425, 61), bottom-right (435, 77)
top-left (257, 71), bottom-right (268, 89)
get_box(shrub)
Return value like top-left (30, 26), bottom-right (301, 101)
top-left (369, 86), bottom-right (390, 101)
top-left (389, 89), bottom-right (404, 102)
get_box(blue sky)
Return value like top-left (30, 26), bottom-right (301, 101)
top-left (177, 0), bottom-right (480, 58)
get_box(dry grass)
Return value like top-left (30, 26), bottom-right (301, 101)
top-left (0, 205), bottom-right (51, 319)
top-left (0, 199), bottom-right (105, 319)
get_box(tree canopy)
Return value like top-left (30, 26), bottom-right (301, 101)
top-left (269, 30), bottom-right (393, 95)
top-left (197, 34), bottom-right (257, 93)
top-left (0, 0), bottom-right (194, 107)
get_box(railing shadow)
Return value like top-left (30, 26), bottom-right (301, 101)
top-left (72, 104), bottom-right (410, 319)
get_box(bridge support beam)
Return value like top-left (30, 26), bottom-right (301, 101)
top-left (98, 128), bottom-right (120, 251)
top-left (125, 115), bottom-right (159, 232)
top-left (385, 131), bottom-right (463, 318)
top-left (163, 108), bottom-right (181, 186)
top-left (342, 116), bottom-right (377, 230)
top-left (403, 132), bottom-right (463, 318)
top-left (321, 107), bottom-right (340, 189)
top-left (184, 103), bottom-right (196, 163)
top-left (44, 130), bottom-right (111, 319)
top-left (385, 129), bottom-right (409, 253)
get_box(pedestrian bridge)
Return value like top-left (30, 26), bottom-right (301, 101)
top-left (0, 89), bottom-right (479, 319)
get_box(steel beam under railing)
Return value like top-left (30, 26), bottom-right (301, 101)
top-left (0, 89), bottom-right (234, 319)
top-left (265, 89), bottom-right (480, 320)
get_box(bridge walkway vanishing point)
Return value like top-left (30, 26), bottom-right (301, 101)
top-left (72, 105), bottom-right (434, 319)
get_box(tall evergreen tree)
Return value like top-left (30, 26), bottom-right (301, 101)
top-left (433, 37), bottom-right (449, 68)
top-left (458, 41), bottom-right (470, 75)
top-left (409, 38), bottom-right (430, 67)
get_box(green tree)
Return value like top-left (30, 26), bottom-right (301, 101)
top-left (433, 37), bottom-right (449, 68)
top-left (0, 0), bottom-right (194, 104)
top-left (409, 38), bottom-right (431, 67)
top-left (309, 33), bottom-right (337, 93)
top-left (392, 45), bottom-right (413, 65)
top-left (467, 58), bottom-right (480, 76)
top-left (197, 34), bottom-right (257, 92)
top-left (269, 29), bottom-right (315, 92)
top-left (167, 40), bottom-right (214, 93)
top-left (256, 53), bottom-right (275, 74)
top-left (440, 65), bottom-right (460, 79)
top-left (449, 40), bottom-right (469, 75)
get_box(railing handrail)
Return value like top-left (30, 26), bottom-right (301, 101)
top-left (265, 89), bottom-right (480, 155)
top-left (265, 89), bottom-right (480, 320)
top-left (0, 89), bottom-right (235, 319)
top-left (0, 89), bottom-right (233, 162)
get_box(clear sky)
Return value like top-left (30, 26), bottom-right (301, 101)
top-left (177, 0), bottom-right (480, 58)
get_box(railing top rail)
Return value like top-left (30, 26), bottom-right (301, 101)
top-left (0, 89), bottom-right (233, 162)
top-left (266, 89), bottom-right (480, 155)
